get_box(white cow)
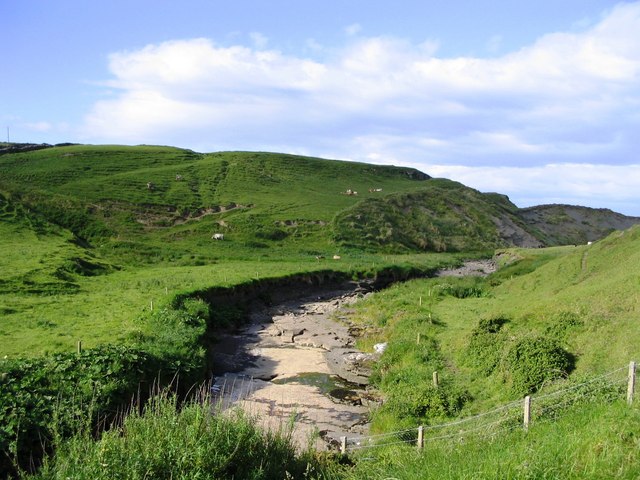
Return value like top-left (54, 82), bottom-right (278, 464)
top-left (211, 233), bottom-right (224, 240)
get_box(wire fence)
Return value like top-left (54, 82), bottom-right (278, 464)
top-left (342, 362), bottom-right (634, 453)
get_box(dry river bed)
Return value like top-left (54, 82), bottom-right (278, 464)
top-left (209, 260), bottom-right (496, 451)
top-left (210, 283), bottom-right (377, 451)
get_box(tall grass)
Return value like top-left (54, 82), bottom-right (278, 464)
top-left (29, 389), bottom-right (333, 480)
top-left (340, 400), bottom-right (640, 479)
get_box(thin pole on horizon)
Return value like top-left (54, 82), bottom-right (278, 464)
top-left (6, 126), bottom-right (9, 144)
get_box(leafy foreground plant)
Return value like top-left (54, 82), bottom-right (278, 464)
top-left (29, 390), bottom-right (333, 480)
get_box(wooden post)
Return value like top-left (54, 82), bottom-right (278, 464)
top-left (432, 371), bottom-right (439, 389)
top-left (150, 300), bottom-right (154, 311)
top-left (628, 361), bottom-right (636, 405)
top-left (523, 395), bottom-right (531, 431)
top-left (77, 340), bottom-right (82, 354)
top-left (340, 436), bottom-right (347, 455)
top-left (419, 296), bottom-right (422, 306)
top-left (417, 425), bottom-right (424, 450)
top-left (417, 333), bottom-right (421, 345)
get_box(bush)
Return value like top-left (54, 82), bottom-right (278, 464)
top-left (505, 336), bottom-right (574, 395)
top-left (373, 338), bottom-right (469, 422)
top-left (380, 379), bottom-right (469, 421)
top-left (466, 317), bottom-right (509, 375)
top-left (0, 345), bottom-right (160, 476)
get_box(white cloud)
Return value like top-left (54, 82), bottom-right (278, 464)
top-left (250, 32), bottom-right (269, 49)
top-left (80, 2), bottom-right (640, 213)
top-left (426, 163), bottom-right (640, 216)
top-left (344, 23), bottom-right (362, 36)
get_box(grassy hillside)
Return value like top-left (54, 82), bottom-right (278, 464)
top-left (2, 144), bottom-right (639, 478)
top-left (1, 144), bottom-right (638, 357)
top-left (343, 225), bottom-right (640, 431)
top-left (0, 145), bottom-right (433, 260)
top-left (0, 145), bottom-right (461, 357)
top-left (334, 180), bottom-right (544, 252)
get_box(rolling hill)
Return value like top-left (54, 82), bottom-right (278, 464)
top-left (2, 143), bottom-right (640, 478)
top-left (1, 144), bottom-right (638, 261)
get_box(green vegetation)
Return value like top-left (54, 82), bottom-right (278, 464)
top-left (344, 227), bottom-right (640, 431)
top-left (1, 144), bottom-right (639, 478)
top-left (341, 401), bottom-right (640, 479)
top-left (333, 180), bottom-right (530, 252)
top-left (28, 391), bottom-right (333, 480)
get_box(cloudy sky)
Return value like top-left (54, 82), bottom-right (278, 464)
top-left (3, 1), bottom-right (640, 215)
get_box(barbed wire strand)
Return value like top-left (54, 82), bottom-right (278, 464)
top-left (344, 363), bottom-right (631, 451)
top-left (532, 366), bottom-right (627, 402)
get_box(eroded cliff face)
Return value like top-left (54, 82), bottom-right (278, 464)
top-left (491, 214), bottom-right (544, 248)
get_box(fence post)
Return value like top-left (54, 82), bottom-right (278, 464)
top-left (523, 395), bottom-right (531, 431)
top-left (417, 426), bottom-right (424, 450)
top-left (628, 361), bottom-right (636, 405)
top-left (77, 340), bottom-right (82, 354)
top-left (432, 371), bottom-right (439, 389)
top-left (340, 436), bottom-right (347, 455)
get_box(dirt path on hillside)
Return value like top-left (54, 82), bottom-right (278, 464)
top-left (209, 284), bottom-right (377, 451)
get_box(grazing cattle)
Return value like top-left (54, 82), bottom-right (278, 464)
top-left (146, 181), bottom-right (155, 190)
top-left (211, 233), bottom-right (224, 240)
top-left (175, 174), bottom-right (183, 181)
top-left (333, 255), bottom-right (341, 260)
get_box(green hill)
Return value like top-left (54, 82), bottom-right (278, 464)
top-left (1, 143), bottom-right (638, 356)
top-left (2, 144), bottom-right (637, 262)
top-left (344, 225), bottom-right (640, 427)
top-left (2, 144), bottom-right (639, 478)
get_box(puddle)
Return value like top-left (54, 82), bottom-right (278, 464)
top-left (273, 372), bottom-right (364, 404)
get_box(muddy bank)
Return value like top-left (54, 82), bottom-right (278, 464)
top-left (210, 283), bottom-right (379, 451)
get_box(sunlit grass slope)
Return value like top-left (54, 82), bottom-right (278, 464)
top-left (0, 145), bottom-right (463, 357)
top-left (0, 145), bottom-right (434, 258)
top-left (345, 226), bottom-right (640, 429)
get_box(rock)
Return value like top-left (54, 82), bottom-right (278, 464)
top-left (373, 342), bottom-right (387, 354)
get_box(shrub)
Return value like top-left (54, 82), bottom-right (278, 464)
top-left (466, 317), bottom-right (509, 375)
top-left (544, 311), bottom-right (584, 340)
top-left (505, 336), bottom-right (574, 396)
top-left (0, 345), bottom-right (160, 476)
top-left (380, 379), bottom-right (469, 421)
top-left (373, 338), bottom-right (469, 423)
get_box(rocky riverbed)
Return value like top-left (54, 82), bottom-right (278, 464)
top-left (209, 259), bottom-right (497, 451)
top-left (209, 283), bottom-right (380, 451)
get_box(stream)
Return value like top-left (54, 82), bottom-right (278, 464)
top-left (209, 282), bottom-right (377, 451)
top-left (209, 260), bottom-right (497, 451)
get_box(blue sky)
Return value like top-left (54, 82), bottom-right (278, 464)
top-left (3, 1), bottom-right (640, 215)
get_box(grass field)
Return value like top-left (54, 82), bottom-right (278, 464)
top-left (2, 144), bottom-right (639, 478)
